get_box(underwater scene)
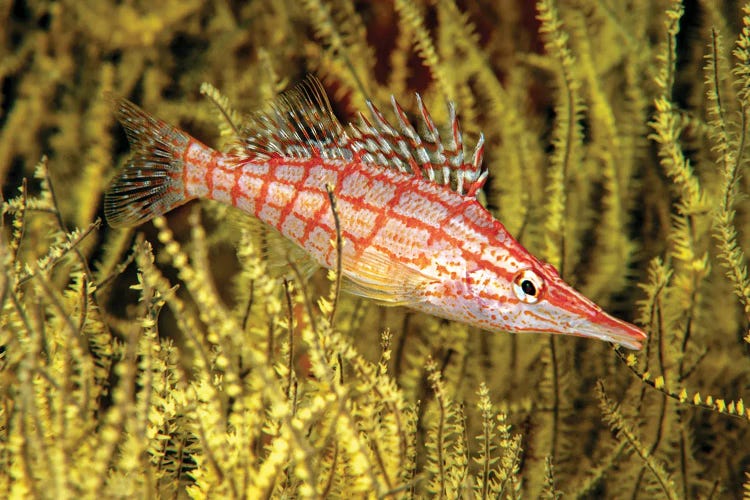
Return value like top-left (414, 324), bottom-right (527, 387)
top-left (1, 0), bottom-right (749, 498)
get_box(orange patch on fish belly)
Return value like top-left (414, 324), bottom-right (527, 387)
top-left (337, 199), bottom-right (378, 241)
top-left (281, 213), bottom-right (307, 242)
top-left (293, 190), bottom-right (326, 216)
top-left (266, 181), bottom-right (296, 207)
top-left (305, 225), bottom-right (332, 258)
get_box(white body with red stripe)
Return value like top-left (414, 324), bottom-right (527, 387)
top-left (106, 77), bottom-right (647, 349)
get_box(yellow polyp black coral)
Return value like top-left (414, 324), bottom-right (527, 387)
top-left (537, 0), bottom-right (584, 275)
top-left (474, 382), bottom-right (522, 499)
top-left (1, 0), bottom-right (750, 498)
top-left (393, 0), bottom-right (454, 105)
top-left (302, 0), bottom-right (376, 107)
top-left (596, 381), bottom-right (680, 500)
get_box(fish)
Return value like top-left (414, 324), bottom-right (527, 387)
top-left (105, 76), bottom-right (647, 350)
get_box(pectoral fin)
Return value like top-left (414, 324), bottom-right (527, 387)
top-left (341, 248), bottom-right (435, 307)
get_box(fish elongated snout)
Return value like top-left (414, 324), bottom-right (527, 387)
top-left (574, 309), bottom-right (647, 350)
top-left (542, 279), bottom-right (647, 350)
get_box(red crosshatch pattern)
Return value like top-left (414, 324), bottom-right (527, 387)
top-left (105, 77), bottom-right (648, 350)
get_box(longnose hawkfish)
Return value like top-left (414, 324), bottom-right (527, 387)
top-left (105, 76), bottom-right (646, 350)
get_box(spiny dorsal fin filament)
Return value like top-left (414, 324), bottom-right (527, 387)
top-left (351, 92), bottom-right (487, 197)
top-left (236, 76), bottom-right (351, 162)
top-left (466, 133), bottom-right (487, 197)
top-left (231, 75), bottom-right (487, 198)
top-left (415, 94), bottom-right (448, 186)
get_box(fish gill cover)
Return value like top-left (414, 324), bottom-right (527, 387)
top-left (0, 0), bottom-right (749, 498)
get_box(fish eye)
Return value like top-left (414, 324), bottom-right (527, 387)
top-left (513, 269), bottom-right (544, 304)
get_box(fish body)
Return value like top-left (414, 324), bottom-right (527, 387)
top-left (106, 77), bottom-right (646, 350)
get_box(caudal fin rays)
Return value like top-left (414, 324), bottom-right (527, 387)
top-left (105, 98), bottom-right (191, 228)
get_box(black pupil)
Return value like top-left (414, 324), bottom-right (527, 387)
top-left (521, 279), bottom-right (537, 296)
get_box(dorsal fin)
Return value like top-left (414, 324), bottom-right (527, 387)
top-left (348, 95), bottom-right (487, 197)
top-left (234, 75), bottom-right (353, 161)
top-left (232, 76), bottom-right (487, 197)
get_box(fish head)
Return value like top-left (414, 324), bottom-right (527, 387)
top-left (493, 258), bottom-right (647, 350)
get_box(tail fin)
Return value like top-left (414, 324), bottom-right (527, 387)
top-left (105, 98), bottom-right (192, 228)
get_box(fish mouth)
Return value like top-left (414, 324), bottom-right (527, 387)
top-left (571, 310), bottom-right (647, 350)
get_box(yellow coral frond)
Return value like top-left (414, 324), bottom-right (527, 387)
top-left (301, 0), bottom-right (374, 107)
top-left (200, 81), bottom-right (242, 141)
top-left (394, 0), bottom-right (453, 102)
top-left (3, 1), bottom-right (750, 498)
top-left (537, 0), bottom-right (585, 273)
top-left (597, 382), bottom-right (679, 500)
